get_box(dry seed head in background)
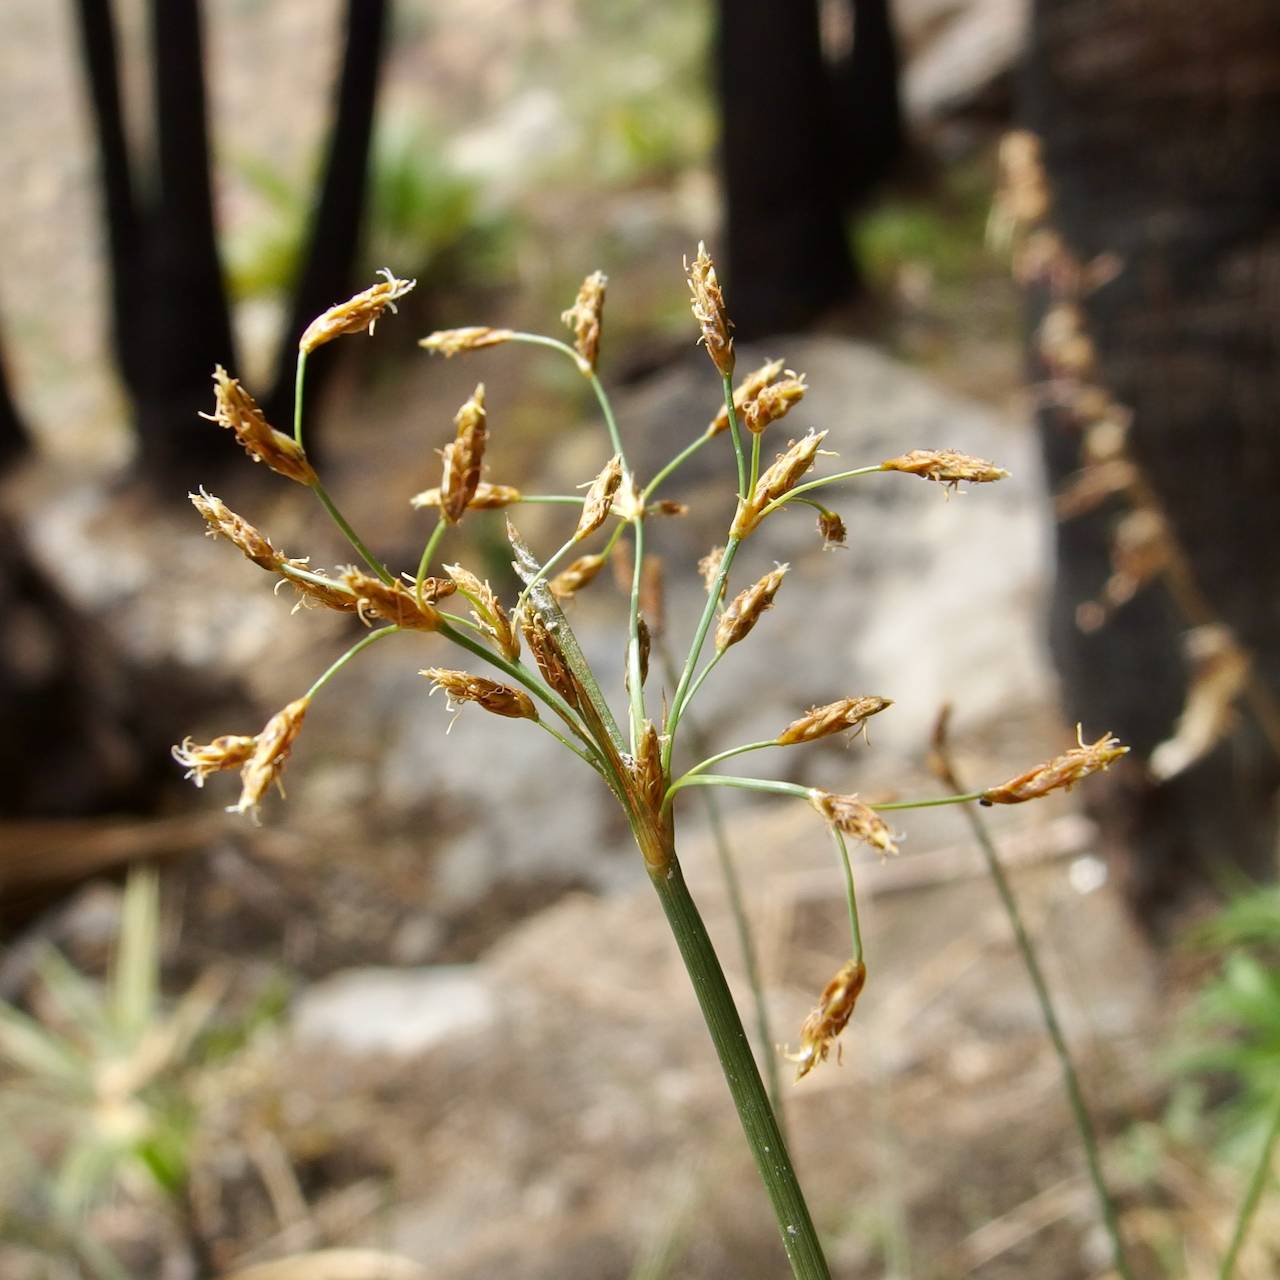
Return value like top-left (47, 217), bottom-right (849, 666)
top-left (550, 553), bottom-right (608, 601)
top-left (786, 958), bottom-right (867, 1081)
top-left (811, 791), bottom-right (900, 857)
top-left (561, 271), bottom-right (607, 373)
top-left (231, 696), bottom-right (311, 818)
top-left (439, 384), bottom-right (488, 524)
top-left (411, 482), bottom-right (521, 512)
top-left (172, 734), bottom-right (257, 787)
top-left (340, 569), bottom-right (442, 631)
top-left (422, 669), bottom-right (537, 721)
top-left (299, 270), bottom-right (416, 353)
top-left (419, 326), bottom-right (515, 357)
top-left (202, 367), bottom-right (316, 486)
top-left (640, 555), bottom-right (666, 638)
top-left (715, 564), bottom-right (789, 652)
top-left (446, 563), bottom-right (521, 660)
top-left (731, 431), bottom-right (829, 538)
top-left (698, 546), bottom-right (727, 598)
top-left (575, 454), bottom-right (624, 541)
top-left (980, 727), bottom-right (1128, 805)
top-left (709, 358), bottom-right (785, 436)
top-left (741, 372), bottom-right (807, 436)
top-left (879, 449), bottom-right (1010, 489)
top-left (777, 697), bottom-right (893, 747)
top-left (686, 241), bottom-right (734, 377)
top-left (190, 490), bottom-right (288, 571)
top-left (1054, 461), bottom-right (1138, 519)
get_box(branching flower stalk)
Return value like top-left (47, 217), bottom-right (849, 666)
top-left (178, 253), bottom-right (1128, 1278)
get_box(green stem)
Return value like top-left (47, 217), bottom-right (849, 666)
top-left (643, 433), bottom-right (713, 503)
top-left (749, 427), bottom-right (762, 498)
top-left (415, 517), bottom-right (448, 602)
top-left (1219, 1080), bottom-right (1280, 1279)
top-left (759, 465), bottom-right (882, 518)
top-left (939, 758), bottom-right (1134, 1279)
top-left (278, 562), bottom-right (356, 596)
top-left (311, 478), bottom-right (395, 585)
top-left (665, 774), bottom-right (811, 814)
top-left (680, 648), bottom-right (728, 718)
top-left (724, 372), bottom-right (748, 500)
top-left (648, 852), bottom-right (831, 1278)
top-left (829, 827), bottom-right (864, 965)
top-left (305, 626), bottom-right (401, 700)
top-left (293, 350), bottom-right (308, 447)
top-left (664, 538), bottom-right (741, 767)
top-left (627, 517), bottom-right (647, 744)
top-left (871, 792), bottom-right (985, 812)
top-left (517, 493), bottom-right (590, 506)
top-left (681, 739), bottom-right (777, 781)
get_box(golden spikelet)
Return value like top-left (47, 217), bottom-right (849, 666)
top-left (422, 669), bottom-right (537, 721)
top-left (231, 697), bottom-right (311, 818)
top-left (715, 564), bottom-right (788, 652)
top-left (202, 367), bottom-right (316, 485)
top-left (299, 270), bottom-right (416, 353)
top-left (439, 384), bottom-right (488, 524)
top-left (741, 372), bottom-right (807, 435)
top-left (785, 959), bottom-right (867, 1081)
top-left (879, 449), bottom-right (1010, 490)
top-left (411, 481), bottom-right (521, 512)
top-left (811, 791), bottom-right (899, 856)
top-left (708, 358), bottom-right (785, 436)
top-left (686, 242), bottom-right (734, 376)
top-left (418, 326), bottom-right (515, 357)
top-left (574, 455), bottom-right (623, 541)
top-left (631, 719), bottom-right (666, 816)
top-left (190, 489), bottom-right (287, 571)
top-left (731, 431), bottom-right (828, 538)
top-left (561, 270), bottom-right (607, 372)
top-left (521, 612), bottom-right (579, 709)
top-left (172, 734), bottom-right (256, 787)
top-left (626, 617), bottom-right (651, 694)
top-left (816, 508), bottom-right (847, 550)
top-left (285, 571), bottom-right (360, 615)
top-left (445, 563), bottom-right (521, 660)
top-left (340, 569), bottom-right (442, 631)
top-left (550, 553), bottom-right (608, 601)
top-left (980, 727), bottom-right (1129, 805)
top-left (776, 696), bottom-right (893, 746)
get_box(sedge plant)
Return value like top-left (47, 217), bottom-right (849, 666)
top-left (176, 250), bottom-right (1131, 1277)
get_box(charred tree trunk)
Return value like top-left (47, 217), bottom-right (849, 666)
top-left (716, 0), bottom-right (859, 338)
top-left (0, 337), bottom-right (28, 474)
top-left (265, 0), bottom-right (390, 434)
top-left (1024, 0), bottom-right (1280, 921)
top-left (833, 0), bottom-right (903, 210)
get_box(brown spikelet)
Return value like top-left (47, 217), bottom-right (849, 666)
top-left (439, 384), bottom-right (488, 524)
top-left (817, 508), bottom-right (847, 550)
top-left (418, 326), bottom-right (515, 357)
top-left (731, 431), bottom-right (828, 538)
top-left (686, 242), bottom-right (734, 376)
top-left (422, 668), bottom-right (537, 721)
top-left (1054, 461), bottom-right (1138, 519)
top-left (232, 697), bottom-right (311, 818)
top-left (811, 791), bottom-right (899, 856)
top-left (640, 555), bottom-right (665, 638)
top-left (561, 270), bottom-right (607, 372)
top-left (980, 727), bottom-right (1129, 805)
top-left (653, 499), bottom-right (688, 517)
top-left (190, 490), bottom-right (287, 570)
top-left (340, 569), bottom-right (442, 631)
top-left (708, 358), bottom-right (785, 436)
top-left (698, 546), bottom-right (727, 598)
top-left (285, 571), bottom-right (360, 614)
top-left (445, 563), bottom-right (521, 660)
top-left (741, 372), bottom-right (807, 435)
top-left (631, 719), bottom-right (666, 816)
top-left (521, 612), bottom-right (579, 709)
top-left (879, 449), bottom-right (1009, 490)
top-left (574, 454), bottom-right (624, 541)
top-left (777, 696), bottom-right (893, 746)
top-left (785, 959), bottom-right (867, 1081)
top-left (715, 564), bottom-right (788, 652)
top-left (202, 367), bottom-right (316, 485)
top-left (299, 270), bottom-right (416, 353)
top-left (550, 553), bottom-right (608, 601)
top-left (172, 734), bottom-right (256, 787)
top-left (626, 617), bottom-right (651, 694)
top-left (1102, 508), bottom-right (1170, 607)
top-left (411, 481), bottom-right (522, 512)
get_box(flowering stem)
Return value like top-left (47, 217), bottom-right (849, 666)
top-left (724, 372), bottom-right (748, 500)
top-left (760, 465), bottom-right (882, 518)
top-left (934, 748), bottom-right (1134, 1279)
top-left (648, 850), bottom-right (831, 1278)
top-left (415, 517), bottom-right (448, 603)
top-left (829, 826), bottom-right (864, 966)
top-left (749, 427), bottom-right (762, 499)
top-left (1219, 1079), bottom-right (1280, 1279)
top-left (627, 517), bottom-right (647, 745)
top-left (870, 792), bottom-right (985, 812)
top-left (664, 773), bottom-right (810, 815)
top-left (680, 648), bottom-right (727, 717)
top-left (680, 739), bottom-right (777, 782)
top-left (305, 626), bottom-right (401, 700)
top-left (310, 479), bottom-right (396, 585)
top-left (292, 351), bottom-right (308, 447)
top-left (643, 433), bottom-right (713, 503)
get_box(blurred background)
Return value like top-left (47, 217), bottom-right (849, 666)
top-left (1, 0), bottom-right (1278, 1276)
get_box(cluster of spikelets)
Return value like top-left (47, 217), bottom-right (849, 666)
top-left (175, 245), bottom-right (1127, 1079)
